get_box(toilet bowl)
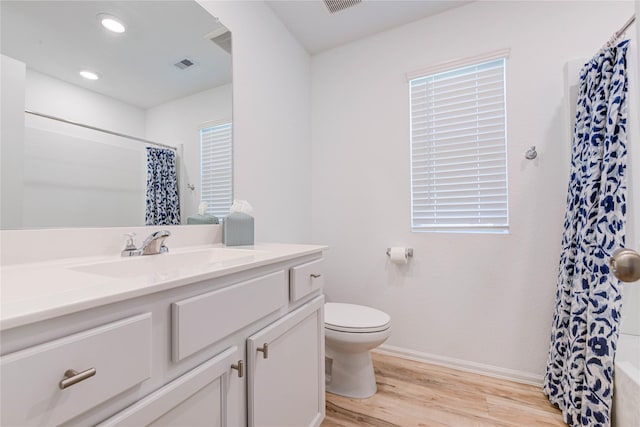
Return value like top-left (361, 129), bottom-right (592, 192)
top-left (324, 302), bottom-right (391, 398)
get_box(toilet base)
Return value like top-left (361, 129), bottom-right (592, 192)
top-left (326, 347), bottom-right (377, 399)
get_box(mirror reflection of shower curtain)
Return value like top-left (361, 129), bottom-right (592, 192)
top-left (145, 147), bottom-right (180, 225)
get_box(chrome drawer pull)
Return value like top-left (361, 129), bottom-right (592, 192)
top-left (257, 343), bottom-right (269, 359)
top-left (59, 367), bottom-right (96, 389)
top-left (310, 274), bottom-right (322, 279)
top-left (231, 360), bottom-right (244, 378)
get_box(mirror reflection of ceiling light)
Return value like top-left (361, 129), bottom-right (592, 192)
top-left (98, 14), bottom-right (126, 33)
top-left (80, 70), bottom-right (99, 80)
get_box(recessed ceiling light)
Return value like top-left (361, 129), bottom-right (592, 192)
top-left (98, 14), bottom-right (125, 33)
top-left (80, 70), bottom-right (99, 80)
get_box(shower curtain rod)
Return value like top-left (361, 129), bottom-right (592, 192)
top-left (603, 14), bottom-right (636, 50)
top-left (25, 110), bottom-right (177, 151)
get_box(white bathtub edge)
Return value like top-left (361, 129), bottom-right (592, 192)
top-left (613, 334), bottom-right (640, 427)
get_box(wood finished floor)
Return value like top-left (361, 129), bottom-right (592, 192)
top-left (321, 352), bottom-right (566, 427)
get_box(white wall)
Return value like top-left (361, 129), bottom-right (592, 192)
top-left (311, 0), bottom-right (635, 380)
top-left (21, 70), bottom-right (148, 227)
top-left (22, 114), bottom-right (146, 228)
top-left (25, 69), bottom-right (146, 138)
top-left (146, 83), bottom-right (232, 221)
top-left (637, 2), bottom-right (640, 72)
top-left (621, 5), bottom-right (640, 336)
top-left (1, 55), bottom-right (25, 229)
top-left (197, 0), bottom-right (312, 243)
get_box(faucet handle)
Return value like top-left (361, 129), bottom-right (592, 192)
top-left (123, 233), bottom-right (137, 250)
top-left (151, 230), bottom-right (171, 239)
top-left (121, 233), bottom-right (141, 257)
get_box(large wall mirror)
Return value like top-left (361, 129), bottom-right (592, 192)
top-left (0, 0), bottom-right (232, 229)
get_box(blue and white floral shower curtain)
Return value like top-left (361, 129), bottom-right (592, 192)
top-left (145, 147), bottom-right (180, 225)
top-left (544, 40), bottom-right (629, 427)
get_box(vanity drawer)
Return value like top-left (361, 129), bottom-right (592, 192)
top-left (289, 258), bottom-right (324, 302)
top-left (0, 313), bottom-right (152, 426)
top-left (172, 270), bottom-right (287, 361)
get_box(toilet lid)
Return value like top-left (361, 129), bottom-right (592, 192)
top-left (325, 303), bottom-right (391, 333)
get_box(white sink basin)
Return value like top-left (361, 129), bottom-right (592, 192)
top-left (71, 248), bottom-right (259, 278)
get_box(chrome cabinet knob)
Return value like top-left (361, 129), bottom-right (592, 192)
top-left (231, 360), bottom-right (244, 378)
top-left (257, 343), bottom-right (269, 359)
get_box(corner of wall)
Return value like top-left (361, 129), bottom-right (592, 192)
top-left (196, 0), bottom-right (313, 243)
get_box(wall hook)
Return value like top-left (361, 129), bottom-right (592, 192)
top-left (525, 146), bottom-right (537, 160)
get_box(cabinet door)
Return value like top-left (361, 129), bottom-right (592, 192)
top-left (247, 295), bottom-right (325, 427)
top-left (97, 346), bottom-right (243, 427)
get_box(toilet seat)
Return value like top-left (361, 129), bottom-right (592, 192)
top-left (325, 303), bottom-right (390, 333)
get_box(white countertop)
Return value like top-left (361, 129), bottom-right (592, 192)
top-left (0, 243), bottom-right (326, 331)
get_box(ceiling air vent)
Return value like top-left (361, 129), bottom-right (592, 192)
top-left (174, 58), bottom-right (196, 70)
top-left (323, 0), bottom-right (362, 14)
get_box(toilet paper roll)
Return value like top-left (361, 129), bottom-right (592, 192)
top-left (389, 247), bottom-right (408, 265)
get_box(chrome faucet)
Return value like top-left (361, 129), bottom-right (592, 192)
top-left (121, 230), bottom-right (171, 257)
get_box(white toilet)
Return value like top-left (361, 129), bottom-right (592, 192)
top-left (324, 302), bottom-right (391, 398)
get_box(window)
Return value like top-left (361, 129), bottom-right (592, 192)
top-left (200, 122), bottom-right (232, 218)
top-left (409, 55), bottom-right (508, 233)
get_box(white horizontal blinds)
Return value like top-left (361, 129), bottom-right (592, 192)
top-left (410, 58), bottom-right (508, 231)
top-left (200, 123), bottom-right (233, 218)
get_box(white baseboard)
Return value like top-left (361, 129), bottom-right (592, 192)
top-left (374, 344), bottom-right (544, 387)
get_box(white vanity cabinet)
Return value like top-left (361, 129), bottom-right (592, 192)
top-left (0, 246), bottom-right (325, 427)
top-left (247, 295), bottom-right (325, 427)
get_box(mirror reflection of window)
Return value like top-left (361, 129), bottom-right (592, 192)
top-left (200, 123), bottom-right (233, 219)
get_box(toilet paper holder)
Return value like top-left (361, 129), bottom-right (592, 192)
top-left (386, 248), bottom-right (413, 258)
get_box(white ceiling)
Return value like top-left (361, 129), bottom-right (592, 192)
top-left (1, 1), bottom-right (232, 109)
top-left (1, 0), bottom-right (473, 109)
top-left (265, 0), bottom-right (474, 54)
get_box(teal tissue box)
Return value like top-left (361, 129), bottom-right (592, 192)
top-left (186, 214), bottom-right (219, 224)
top-left (223, 212), bottom-right (254, 246)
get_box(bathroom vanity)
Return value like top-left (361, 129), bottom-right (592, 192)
top-left (0, 243), bottom-right (326, 426)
